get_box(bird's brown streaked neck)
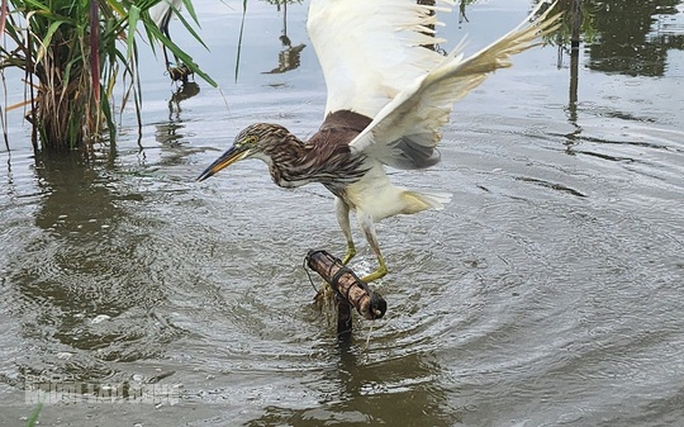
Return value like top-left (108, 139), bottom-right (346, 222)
top-left (265, 110), bottom-right (373, 190)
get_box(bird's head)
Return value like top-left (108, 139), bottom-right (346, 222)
top-left (196, 123), bottom-right (286, 182)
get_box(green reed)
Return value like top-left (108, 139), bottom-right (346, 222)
top-left (0, 0), bottom-right (215, 153)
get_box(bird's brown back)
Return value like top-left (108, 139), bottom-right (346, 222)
top-left (291, 110), bottom-right (374, 194)
top-left (307, 110), bottom-right (372, 147)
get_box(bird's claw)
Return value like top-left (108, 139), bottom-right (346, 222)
top-left (360, 264), bottom-right (388, 284)
top-left (341, 243), bottom-right (356, 265)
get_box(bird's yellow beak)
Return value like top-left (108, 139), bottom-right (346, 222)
top-left (196, 145), bottom-right (249, 182)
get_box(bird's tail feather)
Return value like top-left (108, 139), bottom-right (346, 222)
top-left (401, 189), bottom-right (452, 214)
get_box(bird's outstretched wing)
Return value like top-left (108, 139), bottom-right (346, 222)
top-left (307, 0), bottom-right (453, 119)
top-left (347, 2), bottom-right (562, 170)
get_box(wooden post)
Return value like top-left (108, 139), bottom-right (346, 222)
top-left (336, 293), bottom-right (353, 337)
top-left (570, 0), bottom-right (582, 50)
top-left (306, 250), bottom-right (387, 335)
top-left (568, 0), bottom-right (581, 128)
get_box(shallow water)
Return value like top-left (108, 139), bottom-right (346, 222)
top-left (1, 0), bottom-right (684, 426)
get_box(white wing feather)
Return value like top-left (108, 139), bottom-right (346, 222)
top-left (348, 2), bottom-right (562, 170)
top-left (307, 0), bottom-right (454, 118)
top-left (149, 0), bottom-right (183, 28)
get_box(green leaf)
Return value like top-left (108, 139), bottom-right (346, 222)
top-left (26, 402), bottom-right (42, 427)
top-left (100, 86), bottom-right (116, 142)
top-left (172, 4), bottom-right (209, 51)
top-left (104, 0), bottom-right (126, 18)
top-left (181, 0), bottom-right (200, 27)
top-left (235, 0), bottom-right (247, 82)
top-left (127, 5), bottom-right (140, 60)
top-left (23, 0), bottom-right (49, 13)
top-left (35, 19), bottom-right (67, 63)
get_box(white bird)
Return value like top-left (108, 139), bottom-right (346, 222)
top-left (197, 0), bottom-right (561, 283)
top-left (149, 0), bottom-right (183, 70)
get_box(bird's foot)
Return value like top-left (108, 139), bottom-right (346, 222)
top-left (360, 264), bottom-right (388, 284)
top-left (167, 63), bottom-right (194, 84)
top-left (341, 245), bottom-right (356, 265)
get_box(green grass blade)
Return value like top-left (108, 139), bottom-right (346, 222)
top-left (181, 0), bottom-right (200, 27)
top-left (35, 20), bottom-right (67, 63)
top-left (104, 0), bottom-right (127, 18)
top-left (234, 0), bottom-right (247, 82)
top-left (172, 5), bottom-right (209, 51)
top-left (22, 0), bottom-right (48, 12)
top-left (127, 5), bottom-right (140, 60)
top-left (26, 402), bottom-right (43, 427)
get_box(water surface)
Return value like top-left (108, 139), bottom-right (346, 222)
top-left (1, 0), bottom-right (683, 426)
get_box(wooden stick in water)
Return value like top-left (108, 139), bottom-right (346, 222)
top-left (306, 249), bottom-right (387, 332)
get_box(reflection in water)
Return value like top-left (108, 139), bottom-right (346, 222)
top-left (6, 158), bottom-right (184, 384)
top-left (262, 0), bottom-right (306, 74)
top-left (245, 343), bottom-right (460, 427)
top-left (587, 0), bottom-right (684, 76)
top-left (155, 118), bottom-right (186, 147)
top-left (564, 45), bottom-right (582, 151)
top-left (554, 0), bottom-right (584, 150)
top-left (263, 38), bottom-right (306, 75)
top-left (551, 0), bottom-right (684, 78)
top-left (649, 1), bottom-right (684, 42)
top-left (147, 81), bottom-right (201, 166)
top-left (168, 81), bottom-right (201, 120)
top-left (2, 1), bottom-right (684, 425)
top-left (551, 0), bottom-right (684, 150)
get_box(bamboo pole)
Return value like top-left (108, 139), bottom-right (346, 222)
top-left (306, 250), bottom-right (387, 336)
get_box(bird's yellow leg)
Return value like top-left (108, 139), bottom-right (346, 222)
top-left (314, 198), bottom-right (356, 307)
top-left (361, 254), bottom-right (388, 283)
top-left (336, 197), bottom-right (356, 265)
top-left (342, 242), bottom-right (356, 265)
top-left (358, 211), bottom-right (389, 283)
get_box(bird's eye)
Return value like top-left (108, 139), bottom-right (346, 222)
top-left (236, 135), bottom-right (258, 147)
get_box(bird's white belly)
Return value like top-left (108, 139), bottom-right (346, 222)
top-left (343, 165), bottom-right (406, 222)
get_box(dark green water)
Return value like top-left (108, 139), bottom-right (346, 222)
top-left (2, 1), bottom-right (684, 426)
